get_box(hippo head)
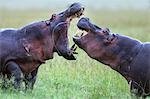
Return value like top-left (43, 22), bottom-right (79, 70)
top-left (73, 18), bottom-right (118, 65)
top-left (49, 3), bottom-right (84, 60)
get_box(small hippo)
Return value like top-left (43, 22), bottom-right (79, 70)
top-left (73, 18), bottom-right (150, 98)
top-left (0, 3), bottom-right (84, 90)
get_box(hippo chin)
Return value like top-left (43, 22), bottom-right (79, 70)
top-left (73, 17), bottom-right (150, 98)
top-left (0, 3), bottom-right (84, 90)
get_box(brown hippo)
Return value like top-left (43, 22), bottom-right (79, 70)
top-left (73, 18), bottom-right (150, 98)
top-left (0, 3), bottom-right (84, 90)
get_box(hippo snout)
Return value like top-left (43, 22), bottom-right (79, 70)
top-left (77, 18), bottom-right (90, 31)
top-left (67, 3), bottom-right (84, 17)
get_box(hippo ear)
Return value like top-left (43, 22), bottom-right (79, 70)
top-left (50, 14), bottom-right (57, 21)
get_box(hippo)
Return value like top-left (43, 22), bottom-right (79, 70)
top-left (73, 18), bottom-right (150, 98)
top-left (0, 3), bottom-right (84, 90)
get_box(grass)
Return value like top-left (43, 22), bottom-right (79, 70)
top-left (0, 9), bottom-right (150, 99)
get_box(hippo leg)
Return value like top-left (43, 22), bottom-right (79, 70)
top-left (6, 61), bottom-right (23, 90)
top-left (1, 74), bottom-right (8, 89)
top-left (130, 81), bottom-right (146, 99)
top-left (24, 67), bottom-right (39, 90)
top-left (1, 73), bottom-right (12, 89)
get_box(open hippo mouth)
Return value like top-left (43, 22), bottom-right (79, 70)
top-left (73, 17), bottom-right (102, 46)
top-left (50, 3), bottom-right (85, 60)
top-left (73, 17), bottom-right (117, 51)
top-left (70, 3), bottom-right (84, 18)
top-left (64, 3), bottom-right (84, 18)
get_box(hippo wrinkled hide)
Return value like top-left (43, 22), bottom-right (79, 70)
top-left (73, 18), bottom-right (150, 98)
top-left (0, 3), bottom-right (84, 90)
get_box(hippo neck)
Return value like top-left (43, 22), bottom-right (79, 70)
top-left (117, 35), bottom-right (142, 64)
top-left (112, 35), bottom-right (142, 78)
top-left (96, 34), bottom-right (142, 69)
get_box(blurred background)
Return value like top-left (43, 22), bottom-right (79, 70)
top-left (1, 0), bottom-right (150, 40)
top-left (0, 0), bottom-right (150, 99)
top-left (0, 0), bottom-right (150, 10)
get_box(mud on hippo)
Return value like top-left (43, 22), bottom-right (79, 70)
top-left (73, 18), bottom-right (150, 98)
top-left (0, 3), bottom-right (84, 90)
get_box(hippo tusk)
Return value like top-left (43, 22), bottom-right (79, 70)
top-left (73, 46), bottom-right (78, 51)
top-left (70, 43), bottom-right (76, 50)
top-left (80, 32), bottom-right (84, 36)
top-left (70, 29), bottom-right (84, 54)
top-left (74, 29), bottom-right (84, 37)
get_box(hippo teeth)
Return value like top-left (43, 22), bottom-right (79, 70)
top-left (75, 29), bottom-right (87, 37)
top-left (73, 36), bottom-right (80, 40)
top-left (75, 7), bottom-right (84, 18)
top-left (75, 30), bottom-right (82, 37)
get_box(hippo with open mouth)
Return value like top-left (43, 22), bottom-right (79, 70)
top-left (73, 18), bottom-right (150, 98)
top-left (0, 3), bottom-right (84, 90)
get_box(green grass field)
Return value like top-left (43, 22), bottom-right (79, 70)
top-left (0, 9), bottom-right (150, 99)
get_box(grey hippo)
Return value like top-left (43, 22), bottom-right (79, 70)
top-left (73, 17), bottom-right (150, 99)
top-left (0, 3), bottom-right (84, 90)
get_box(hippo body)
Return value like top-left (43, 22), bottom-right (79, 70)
top-left (0, 22), bottom-right (52, 73)
top-left (112, 35), bottom-right (150, 97)
top-left (128, 43), bottom-right (150, 96)
top-left (73, 18), bottom-right (150, 98)
top-left (0, 3), bottom-right (84, 90)
top-left (0, 29), bottom-right (27, 71)
top-left (0, 21), bottom-right (60, 90)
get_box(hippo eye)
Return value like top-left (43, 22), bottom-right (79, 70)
top-left (102, 28), bottom-right (110, 35)
top-left (82, 8), bottom-right (85, 12)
